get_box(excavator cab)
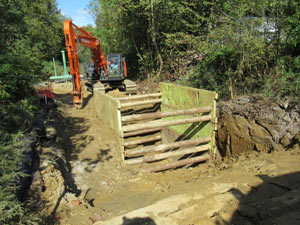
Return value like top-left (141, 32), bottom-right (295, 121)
top-left (85, 53), bottom-right (126, 82)
top-left (85, 53), bottom-right (129, 93)
top-left (104, 53), bottom-right (125, 81)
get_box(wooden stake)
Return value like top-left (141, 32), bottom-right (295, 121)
top-left (122, 115), bottom-right (212, 133)
top-left (120, 99), bottom-right (162, 108)
top-left (116, 93), bottom-right (161, 101)
top-left (124, 144), bottom-right (210, 165)
top-left (145, 154), bottom-right (210, 172)
top-left (125, 137), bottom-right (211, 157)
top-left (123, 128), bottom-right (162, 138)
top-left (122, 106), bottom-right (212, 122)
top-left (123, 134), bottom-right (162, 147)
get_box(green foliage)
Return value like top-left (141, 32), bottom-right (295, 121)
top-left (0, 0), bottom-right (64, 101)
top-left (0, 99), bottom-right (41, 224)
top-left (89, 0), bottom-right (163, 78)
top-left (186, 0), bottom-right (274, 97)
top-left (186, 0), bottom-right (300, 98)
top-left (0, 100), bottom-right (40, 224)
top-left (0, 0), bottom-right (64, 223)
top-left (263, 56), bottom-right (300, 98)
top-left (282, 1), bottom-right (300, 48)
top-left (90, 0), bottom-right (300, 99)
top-left (0, 133), bottom-right (40, 225)
top-left (0, 134), bottom-right (25, 224)
top-left (0, 98), bottom-right (38, 134)
top-left (42, 60), bottom-right (68, 77)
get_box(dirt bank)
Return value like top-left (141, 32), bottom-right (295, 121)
top-left (217, 95), bottom-right (300, 156)
top-left (27, 82), bottom-right (300, 225)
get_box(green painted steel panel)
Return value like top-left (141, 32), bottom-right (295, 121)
top-left (160, 83), bottom-right (217, 141)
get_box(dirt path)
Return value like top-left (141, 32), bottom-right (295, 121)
top-left (48, 82), bottom-right (300, 225)
top-left (95, 151), bottom-right (300, 225)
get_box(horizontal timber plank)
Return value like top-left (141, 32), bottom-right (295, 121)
top-left (120, 99), bottom-right (162, 108)
top-left (125, 136), bottom-right (211, 157)
top-left (124, 144), bottom-right (210, 165)
top-left (123, 128), bottom-right (162, 138)
top-left (122, 115), bottom-right (212, 133)
top-left (122, 106), bottom-right (212, 122)
top-left (116, 93), bottom-right (161, 101)
top-left (145, 154), bottom-right (210, 172)
top-left (123, 134), bottom-right (162, 147)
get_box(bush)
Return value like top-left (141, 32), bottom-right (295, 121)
top-left (263, 56), bottom-right (300, 99)
top-left (0, 134), bottom-right (40, 225)
top-left (0, 98), bottom-right (40, 224)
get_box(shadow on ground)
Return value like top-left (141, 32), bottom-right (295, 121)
top-left (121, 216), bottom-right (157, 225)
top-left (46, 92), bottom-right (113, 223)
top-left (82, 91), bottom-right (93, 109)
top-left (55, 93), bottom-right (95, 157)
top-left (215, 172), bottom-right (300, 225)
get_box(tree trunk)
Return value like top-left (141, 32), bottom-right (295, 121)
top-left (150, 0), bottom-right (163, 77)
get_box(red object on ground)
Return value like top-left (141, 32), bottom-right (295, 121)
top-left (36, 86), bottom-right (55, 99)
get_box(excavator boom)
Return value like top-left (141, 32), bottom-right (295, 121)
top-left (63, 20), bottom-right (108, 107)
top-left (64, 20), bottom-right (82, 106)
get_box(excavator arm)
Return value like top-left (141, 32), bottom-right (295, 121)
top-left (75, 25), bottom-right (108, 76)
top-left (63, 20), bottom-right (107, 107)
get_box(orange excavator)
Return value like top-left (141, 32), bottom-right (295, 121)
top-left (63, 20), bottom-right (136, 107)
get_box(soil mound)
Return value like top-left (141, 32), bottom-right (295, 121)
top-left (217, 95), bottom-right (300, 156)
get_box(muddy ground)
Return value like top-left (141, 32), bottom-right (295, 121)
top-left (29, 82), bottom-right (300, 225)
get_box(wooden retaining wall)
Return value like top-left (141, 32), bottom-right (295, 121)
top-left (93, 83), bottom-right (217, 172)
top-left (160, 83), bottom-right (218, 155)
top-left (118, 93), bottom-right (162, 163)
top-left (93, 90), bottom-right (122, 137)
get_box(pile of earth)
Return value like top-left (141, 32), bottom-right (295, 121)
top-left (216, 95), bottom-right (300, 157)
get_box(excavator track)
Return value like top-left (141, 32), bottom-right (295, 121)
top-left (86, 80), bottom-right (137, 95)
top-left (93, 82), bottom-right (106, 93)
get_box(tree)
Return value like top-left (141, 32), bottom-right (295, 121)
top-left (0, 0), bottom-right (64, 223)
top-left (89, 0), bottom-right (300, 98)
top-left (0, 0), bottom-right (65, 102)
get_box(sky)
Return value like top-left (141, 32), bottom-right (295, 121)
top-left (56, 0), bottom-right (95, 27)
